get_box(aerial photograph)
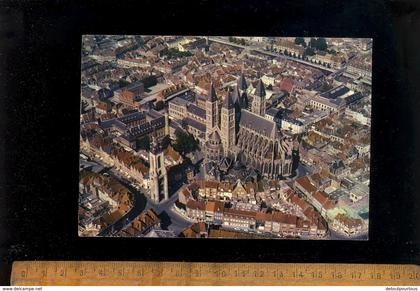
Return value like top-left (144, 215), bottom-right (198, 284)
top-left (79, 35), bottom-right (372, 240)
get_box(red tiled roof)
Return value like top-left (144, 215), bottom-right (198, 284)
top-left (335, 213), bottom-right (363, 228)
top-left (224, 208), bottom-right (256, 219)
top-left (295, 176), bottom-right (317, 194)
top-left (186, 199), bottom-right (206, 211)
top-left (313, 191), bottom-right (335, 210)
top-left (280, 78), bottom-right (294, 93)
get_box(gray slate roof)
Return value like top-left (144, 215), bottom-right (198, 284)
top-left (207, 83), bottom-right (218, 102)
top-left (239, 109), bottom-right (277, 138)
top-left (223, 91), bottom-right (234, 109)
top-left (237, 73), bottom-right (248, 90)
top-left (184, 117), bottom-right (206, 133)
top-left (254, 79), bottom-right (266, 97)
top-left (187, 104), bottom-right (206, 119)
top-left (232, 86), bottom-right (241, 104)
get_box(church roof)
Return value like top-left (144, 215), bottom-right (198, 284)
top-left (240, 92), bottom-right (249, 108)
top-left (207, 82), bottom-right (218, 102)
top-left (232, 86), bottom-right (241, 104)
top-left (255, 79), bottom-right (266, 97)
top-left (239, 109), bottom-right (277, 138)
top-left (237, 73), bottom-right (248, 90)
top-left (223, 91), bottom-right (234, 109)
top-left (209, 130), bottom-right (221, 142)
top-left (219, 156), bottom-right (232, 172)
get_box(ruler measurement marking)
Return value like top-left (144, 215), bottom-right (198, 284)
top-left (11, 262), bottom-right (420, 286)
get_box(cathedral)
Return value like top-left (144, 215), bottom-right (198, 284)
top-left (202, 74), bottom-right (295, 180)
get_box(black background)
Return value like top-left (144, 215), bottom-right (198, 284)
top-left (0, 0), bottom-right (419, 286)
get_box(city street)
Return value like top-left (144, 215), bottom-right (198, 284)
top-left (82, 152), bottom-right (194, 236)
top-left (295, 163), bottom-right (312, 179)
top-left (97, 169), bottom-right (148, 236)
top-left (146, 184), bottom-right (194, 235)
top-left (81, 157), bottom-right (148, 237)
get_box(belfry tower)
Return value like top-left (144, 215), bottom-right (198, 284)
top-left (251, 79), bottom-right (266, 117)
top-left (148, 131), bottom-right (168, 203)
top-left (220, 91), bottom-right (236, 156)
top-left (205, 82), bottom-right (219, 138)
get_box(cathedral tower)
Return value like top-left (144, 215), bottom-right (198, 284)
top-left (148, 132), bottom-right (168, 203)
top-left (205, 82), bottom-right (219, 137)
top-left (237, 73), bottom-right (249, 109)
top-left (251, 79), bottom-right (266, 117)
top-left (237, 73), bottom-right (248, 94)
top-left (220, 91), bottom-right (236, 156)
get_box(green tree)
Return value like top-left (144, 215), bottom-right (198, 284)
top-left (154, 100), bottom-right (164, 111)
top-left (142, 75), bottom-right (157, 88)
top-left (161, 135), bottom-right (171, 149)
top-left (304, 47), bottom-right (315, 56)
top-left (119, 78), bottom-right (130, 88)
top-left (137, 135), bottom-right (150, 151)
top-left (173, 130), bottom-right (198, 155)
top-left (317, 37), bottom-right (328, 51)
top-left (294, 37), bottom-right (306, 47)
top-left (309, 37), bottom-right (327, 51)
top-left (309, 38), bottom-right (317, 48)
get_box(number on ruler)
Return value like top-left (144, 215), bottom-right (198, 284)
top-left (311, 271), bottom-right (322, 279)
top-left (331, 271), bottom-right (342, 279)
top-left (351, 271), bottom-right (361, 279)
top-left (293, 271), bottom-right (304, 279)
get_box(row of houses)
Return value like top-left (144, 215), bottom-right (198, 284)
top-left (294, 175), bottom-right (367, 237)
top-left (178, 179), bottom-right (258, 203)
top-left (177, 179), bottom-right (328, 238)
top-left (183, 198), bottom-right (327, 238)
top-left (117, 209), bottom-right (161, 237)
top-left (81, 134), bottom-right (182, 189)
top-left (294, 176), bottom-right (337, 216)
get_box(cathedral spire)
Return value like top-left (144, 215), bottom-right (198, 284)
top-left (207, 82), bottom-right (218, 102)
top-left (255, 79), bottom-right (266, 97)
top-left (223, 91), bottom-right (234, 109)
top-left (232, 86), bottom-right (241, 104)
top-left (237, 73), bottom-right (248, 91)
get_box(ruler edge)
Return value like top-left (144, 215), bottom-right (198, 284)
top-left (11, 261), bottom-right (420, 286)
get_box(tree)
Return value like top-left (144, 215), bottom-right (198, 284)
top-left (304, 47), bottom-right (315, 56)
top-left (137, 136), bottom-right (150, 151)
top-left (154, 100), bottom-right (164, 111)
top-left (317, 37), bottom-right (328, 51)
top-left (294, 37), bottom-right (306, 47)
top-left (309, 37), bottom-right (327, 51)
top-left (161, 135), bottom-right (171, 149)
top-left (309, 38), bottom-right (317, 48)
top-left (142, 75), bottom-right (157, 88)
top-left (173, 130), bottom-right (198, 155)
top-left (284, 49), bottom-right (289, 56)
top-left (118, 78), bottom-right (130, 88)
